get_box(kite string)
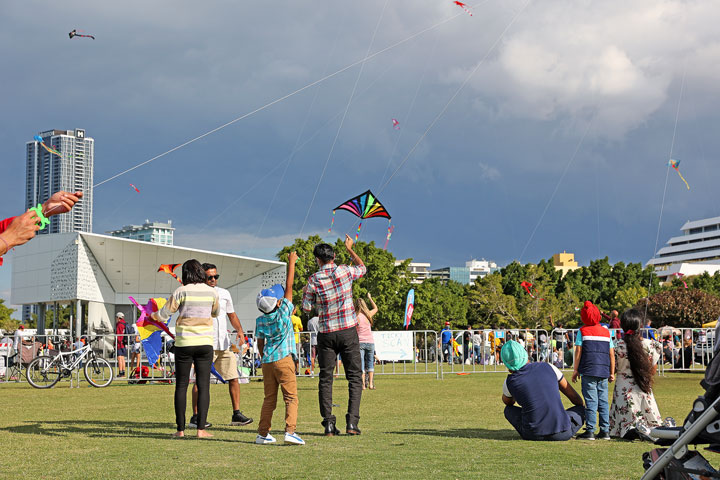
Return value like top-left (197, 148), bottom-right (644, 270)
top-left (518, 115), bottom-right (594, 263)
top-left (299, 0), bottom-right (390, 237)
top-left (93, 7), bottom-right (464, 189)
top-left (254, 22), bottom-right (346, 239)
top-left (194, 62), bottom-right (397, 235)
top-left (378, 0), bottom-right (531, 196)
top-left (646, 69), bottom-right (686, 306)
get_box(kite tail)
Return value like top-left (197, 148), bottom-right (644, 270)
top-left (355, 222), bottom-right (363, 242)
top-left (328, 210), bottom-right (336, 233)
top-left (384, 223), bottom-right (394, 250)
top-left (676, 170), bottom-right (690, 190)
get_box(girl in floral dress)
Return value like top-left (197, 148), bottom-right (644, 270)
top-left (609, 308), bottom-right (663, 440)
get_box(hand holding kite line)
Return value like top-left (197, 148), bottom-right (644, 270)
top-left (42, 191), bottom-right (84, 218)
top-left (668, 159), bottom-right (690, 190)
top-left (520, 281), bottom-right (544, 300)
top-left (158, 263), bottom-right (182, 284)
top-left (68, 29), bottom-right (95, 40)
top-left (453, 1), bottom-right (473, 16)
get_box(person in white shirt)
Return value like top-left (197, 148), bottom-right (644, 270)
top-left (307, 315), bottom-right (319, 375)
top-left (13, 325), bottom-right (29, 352)
top-left (189, 264), bottom-right (253, 428)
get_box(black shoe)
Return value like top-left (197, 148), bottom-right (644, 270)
top-left (188, 415), bottom-right (212, 429)
top-left (346, 423), bottom-right (361, 435)
top-left (230, 412), bottom-right (253, 426)
top-left (324, 422), bottom-right (340, 436)
top-left (597, 430), bottom-right (611, 440)
top-left (576, 429), bottom-right (595, 440)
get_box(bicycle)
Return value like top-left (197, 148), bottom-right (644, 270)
top-left (26, 337), bottom-right (113, 389)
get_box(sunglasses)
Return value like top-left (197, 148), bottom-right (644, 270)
top-left (207, 275), bottom-right (220, 281)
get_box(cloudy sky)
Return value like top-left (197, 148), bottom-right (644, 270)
top-left (1, 0), bottom-right (719, 309)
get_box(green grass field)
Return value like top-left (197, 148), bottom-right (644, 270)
top-left (0, 371), bottom-right (709, 479)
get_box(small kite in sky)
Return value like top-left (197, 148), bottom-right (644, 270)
top-left (34, 135), bottom-right (62, 157)
top-left (130, 184), bottom-right (140, 193)
top-left (69, 29), bottom-right (95, 40)
top-left (392, 118), bottom-right (400, 130)
top-left (334, 189), bottom-right (391, 241)
top-left (668, 159), bottom-right (690, 190)
top-left (453, 1), bottom-right (473, 16)
top-left (520, 281), bottom-right (544, 300)
top-left (158, 263), bottom-right (182, 284)
top-left (671, 272), bottom-right (688, 289)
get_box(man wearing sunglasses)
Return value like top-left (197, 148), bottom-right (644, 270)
top-left (189, 263), bottom-right (253, 428)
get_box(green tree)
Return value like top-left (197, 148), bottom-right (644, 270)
top-left (411, 279), bottom-right (468, 331)
top-left (468, 273), bottom-right (521, 327)
top-left (640, 289), bottom-right (720, 327)
top-left (691, 272), bottom-right (720, 296)
top-left (614, 285), bottom-right (648, 312)
top-left (0, 299), bottom-right (18, 332)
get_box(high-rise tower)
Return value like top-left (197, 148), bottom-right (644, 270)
top-left (26, 129), bottom-right (93, 233)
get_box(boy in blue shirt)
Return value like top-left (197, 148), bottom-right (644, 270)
top-left (254, 252), bottom-right (304, 445)
top-left (572, 301), bottom-right (615, 441)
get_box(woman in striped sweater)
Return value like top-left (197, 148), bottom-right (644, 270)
top-left (153, 259), bottom-right (219, 438)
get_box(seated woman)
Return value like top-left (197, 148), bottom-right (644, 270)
top-left (609, 308), bottom-right (663, 440)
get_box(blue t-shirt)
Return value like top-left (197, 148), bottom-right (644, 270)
top-left (255, 298), bottom-right (296, 364)
top-left (441, 328), bottom-right (452, 344)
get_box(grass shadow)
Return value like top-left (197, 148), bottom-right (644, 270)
top-left (0, 419), bottom-right (240, 442)
top-left (387, 427), bottom-right (519, 441)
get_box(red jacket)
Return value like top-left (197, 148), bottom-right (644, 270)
top-left (0, 216), bottom-right (16, 266)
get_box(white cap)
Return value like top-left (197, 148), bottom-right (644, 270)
top-left (256, 294), bottom-right (278, 314)
top-left (116, 312), bottom-right (124, 318)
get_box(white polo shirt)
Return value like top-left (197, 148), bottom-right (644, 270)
top-left (213, 287), bottom-right (235, 351)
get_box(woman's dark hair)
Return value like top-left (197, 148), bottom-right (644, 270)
top-left (620, 308), bottom-right (654, 394)
top-left (182, 259), bottom-right (207, 285)
top-left (313, 243), bottom-right (335, 263)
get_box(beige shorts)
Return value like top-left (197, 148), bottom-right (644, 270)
top-left (213, 349), bottom-right (239, 381)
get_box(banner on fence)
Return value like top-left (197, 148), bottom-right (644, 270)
top-left (374, 331), bottom-right (414, 362)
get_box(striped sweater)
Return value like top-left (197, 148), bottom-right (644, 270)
top-left (153, 283), bottom-right (219, 348)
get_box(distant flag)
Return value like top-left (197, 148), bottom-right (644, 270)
top-left (404, 288), bottom-right (415, 330)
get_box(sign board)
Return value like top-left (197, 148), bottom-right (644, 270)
top-left (373, 330), bottom-right (414, 362)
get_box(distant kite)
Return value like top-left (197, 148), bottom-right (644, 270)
top-left (668, 159), bottom-right (690, 190)
top-left (392, 118), bottom-right (400, 130)
top-left (130, 184), bottom-right (140, 193)
top-left (69, 29), bottom-right (95, 40)
top-left (520, 281), bottom-right (544, 300)
top-left (33, 135), bottom-right (62, 157)
top-left (453, 1), bottom-right (473, 16)
top-left (158, 264), bottom-right (182, 284)
top-left (333, 189), bottom-right (391, 241)
top-left (671, 272), bottom-right (688, 289)
top-left (383, 224), bottom-right (395, 250)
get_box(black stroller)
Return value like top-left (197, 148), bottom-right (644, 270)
top-left (642, 351), bottom-right (720, 479)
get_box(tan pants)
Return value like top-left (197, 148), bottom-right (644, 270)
top-left (259, 355), bottom-right (298, 436)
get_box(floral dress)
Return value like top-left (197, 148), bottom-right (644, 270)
top-left (609, 338), bottom-right (663, 438)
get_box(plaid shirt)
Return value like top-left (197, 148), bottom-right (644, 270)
top-left (255, 298), bottom-right (296, 364)
top-left (302, 262), bottom-right (366, 333)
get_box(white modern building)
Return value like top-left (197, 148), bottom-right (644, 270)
top-left (466, 259), bottom-right (498, 282)
top-left (26, 129), bottom-right (93, 234)
top-left (648, 215), bottom-right (720, 280)
top-left (107, 220), bottom-right (175, 246)
top-left (395, 261), bottom-right (432, 284)
top-left (11, 232), bottom-right (285, 337)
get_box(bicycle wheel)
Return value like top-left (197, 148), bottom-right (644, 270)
top-left (26, 356), bottom-right (61, 389)
top-left (84, 356), bottom-right (113, 388)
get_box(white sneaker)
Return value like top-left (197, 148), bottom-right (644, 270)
top-left (255, 433), bottom-right (277, 444)
top-left (284, 432), bottom-right (305, 445)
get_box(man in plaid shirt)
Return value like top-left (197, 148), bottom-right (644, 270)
top-left (303, 234), bottom-right (366, 436)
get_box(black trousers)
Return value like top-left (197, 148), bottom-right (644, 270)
top-left (317, 327), bottom-right (363, 426)
top-left (174, 345), bottom-right (213, 431)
